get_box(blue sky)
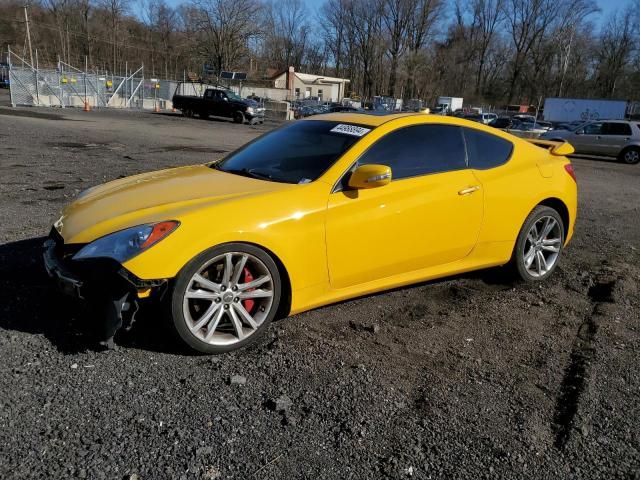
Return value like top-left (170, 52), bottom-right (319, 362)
top-left (597, 0), bottom-right (633, 21)
top-left (159, 0), bottom-right (632, 27)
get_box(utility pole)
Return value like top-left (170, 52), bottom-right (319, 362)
top-left (23, 5), bottom-right (34, 67)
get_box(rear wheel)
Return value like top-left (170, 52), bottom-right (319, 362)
top-left (170, 243), bottom-right (281, 354)
top-left (619, 146), bottom-right (640, 164)
top-left (512, 206), bottom-right (565, 282)
top-left (182, 109), bottom-right (193, 118)
top-left (233, 111), bottom-right (245, 124)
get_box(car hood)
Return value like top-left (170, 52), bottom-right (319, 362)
top-left (57, 165), bottom-right (291, 244)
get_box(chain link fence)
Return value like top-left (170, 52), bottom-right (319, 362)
top-left (7, 50), bottom-right (178, 111)
top-left (6, 50), bottom-right (295, 119)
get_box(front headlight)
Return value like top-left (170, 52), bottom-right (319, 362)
top-left (246, 107), bottom-right (254, 114)
top-left (73, 221), bottom-right (179, 263)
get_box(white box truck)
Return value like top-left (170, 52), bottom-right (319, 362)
top-left (436, 96), bottom-right (463, 115)
top-left (543, 98), bottom-right (627, 123)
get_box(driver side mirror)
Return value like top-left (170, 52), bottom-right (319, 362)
top-left (348, 164), bottom-right (392, 189)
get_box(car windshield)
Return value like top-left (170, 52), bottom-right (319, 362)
top-left (571, 122), bottom-right (589, 132)
top-left (226, 90), bottom-right (242, 101)
top-left (212, 120), bottom-right (371, 184)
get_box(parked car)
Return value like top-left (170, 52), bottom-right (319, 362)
top-left (44, 113), bottom-right (577, 353)
top-left (329, 105), bottom-right (361, 113)
top-left (294, 105), bottom-right (316, 119)
top-left (489, 117), bottom-right (547, 138)
top-left (465, 113), bottom-right (498, 124)
top-left (553, 121), bottom-right (585, 131)
top-left (489, 117), bottom-right (514, 129)
top-left (172, 86), bottom-right (265, 124)
top-left (540, 120), bottom-right (640, 164)
top-left (508, 121), bottom-right (549, 138)
top-left (513, 114), bottom-right (537, 123)
top-left (535, 121), bottom-right (554, 131)
top-left (295, 104), bottom-right (332, 119)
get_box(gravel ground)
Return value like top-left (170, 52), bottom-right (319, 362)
top-left (1, 92), bottom-right (639, 479)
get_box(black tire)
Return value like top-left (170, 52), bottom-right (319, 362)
top-left (511, 206), bottom-right (565, 282)
top-left (618, 146), bottom-right (640, 164)
top-left (169, 243), bottom-right (281, 354)
top-left (198, 110), bottom-right (209, 120)
top-left (182, 109), bottom-right (193, 118)
top-left (233, 111), bottom-right (245, 124)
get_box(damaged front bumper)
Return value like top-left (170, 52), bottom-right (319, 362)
top-left (43, 230), bottom-right (168, 342)
top-left (43, 238), bottom-right (85, 298)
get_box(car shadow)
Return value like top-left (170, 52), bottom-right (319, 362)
top-left (0, 237), bottom-right (179, 355)
top-left (0, 237), bottom-right (520, 356)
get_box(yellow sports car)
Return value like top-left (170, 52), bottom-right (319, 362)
top-left (44, 113), bottom-right (577, 353)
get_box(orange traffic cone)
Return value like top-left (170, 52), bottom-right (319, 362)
top-left (83, 100), bottom-right (91, 112)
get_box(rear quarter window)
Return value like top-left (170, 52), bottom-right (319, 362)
top-left (463, 127), bottom-right (514, 169)
top-left (604, 123), bottom-right (632, 136)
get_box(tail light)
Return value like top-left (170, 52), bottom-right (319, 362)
top-left (564, 163), bottom-right (577, 182)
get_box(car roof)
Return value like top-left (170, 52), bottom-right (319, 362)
top-left (303, 111), bottom-right (544, 149)
top-left (304, 112), bottom-right (420, 127)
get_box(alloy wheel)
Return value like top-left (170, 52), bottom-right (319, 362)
top-left (522, 216), bottom-right (562, 278)
top-left (624, 149), bottom-right (640, 164)
top-left (182, 252), bottom-right (274, 346)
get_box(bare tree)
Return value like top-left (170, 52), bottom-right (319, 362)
top-left (346, 0), bottom-right (384, 99)
top-left (263, 0), bottom-right (309, 71)
top-left (466, 0), bottom-right (504, 94)
top-left (3, 0), bottom-right (640, 106)
top-left (319, 0), bottom-right (347, 77)
top-left (190, 0), bottom-right (260, 76)
top-left (594, 10), bottom-right (634, 97)
top-left (405, 0), bottom-right (443, 99)
top-left (142, 0), bottom-right (178, 77)
top-left (502, 0), bottom-right (558, 103)
top-left (381, 0), bottom-right (412, 96)
top-left (96, 0), bottom-right (131, 73)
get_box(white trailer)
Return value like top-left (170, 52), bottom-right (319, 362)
top-left (543, 98), bottom-right (627, 123)
top-left (436, 96), bottom-right (463, 114)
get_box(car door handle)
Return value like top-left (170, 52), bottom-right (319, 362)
top-left (458, 185), bottom-right (480, 195)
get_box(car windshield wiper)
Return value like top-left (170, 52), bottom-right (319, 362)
top-left (219, 167), bottom-right (274, 181)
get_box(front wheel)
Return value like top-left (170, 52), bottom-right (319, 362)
top-left (233, 111), bottom-right (245, 124)
top-left (170, 243), bottom-right (281, 354)
top-left (511, 206), bottom-right (565, 282)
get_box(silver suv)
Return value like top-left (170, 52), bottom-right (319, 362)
top-left (540, 120), bottom-right (640, 164)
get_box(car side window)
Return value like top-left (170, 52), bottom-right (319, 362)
top-left (603, 123), bottom-right (632, 136)
top-left (463, 128), bottom-right (513, 169)
top-left (357, 125), bottom-right (467, 180)
top-left (583, 123), bottom-right (603, 135)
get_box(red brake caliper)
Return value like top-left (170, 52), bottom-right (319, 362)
top-left (242, 267), bottom-right (255, 314)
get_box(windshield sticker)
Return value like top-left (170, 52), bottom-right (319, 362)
top-left (330, 124), bottom-right (371, 137)
top-left (298, 178), bottom-right (312, 184)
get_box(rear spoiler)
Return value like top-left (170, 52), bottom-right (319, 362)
top-left (526, 138), bottom-right (575, 156)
